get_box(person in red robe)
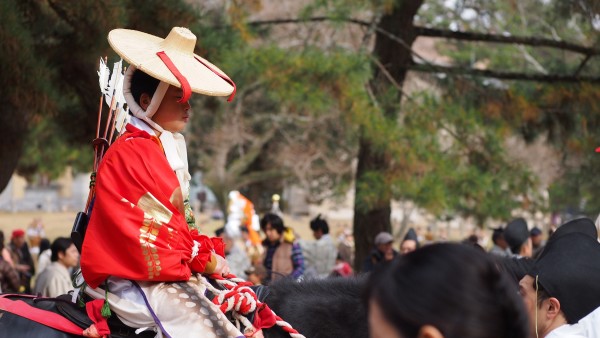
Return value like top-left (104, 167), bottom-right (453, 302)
top-left (78, 27), bottom-right (244, 338)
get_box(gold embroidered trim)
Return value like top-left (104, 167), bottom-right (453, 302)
top-left (137, 192), bottom-right (174, 279)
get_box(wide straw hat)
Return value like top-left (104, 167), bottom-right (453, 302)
top-left (108, 27), bottom-right (235, 100)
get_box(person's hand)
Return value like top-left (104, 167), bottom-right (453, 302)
top-left (213, 254), bottom-right (231, 276)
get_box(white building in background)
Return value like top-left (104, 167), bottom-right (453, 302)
top-left (0, 168), bottom-right (89, 212)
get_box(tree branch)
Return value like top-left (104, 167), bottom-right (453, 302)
top-left (414, 27), bottom-right (599, 56)
top-left (408, 63), bottom-right (600, 83)
top-left (245, 17), bottom-right (600, 56)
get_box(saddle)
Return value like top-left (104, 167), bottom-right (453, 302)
top-left (0, 293), bottom-right (155, 338)
top-left (57, 294), bottom-right (156, 338)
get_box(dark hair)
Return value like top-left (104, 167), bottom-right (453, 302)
top-left (51, 237), bottom-right (73, 262)
top-left (0, 230), bottom-right (4, 251)
top-left (39, 238), bottom-right (51, 255)
top-left (214, 227), bottom-right (226, 237)
top-left (492, 228), bottom-right (504, 244)
top-left (365, 243), bottom-right (529, 338)
top-left (309, 214), bottom-right (329, 235)
top-left (533, 278), bottom-right (551, 308)
top-left (130, 69), bottom-right (160, 105)
top-left (260, 213), bottom-right (285, 235)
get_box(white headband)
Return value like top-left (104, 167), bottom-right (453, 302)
top-left (123, 65), bottom-right (169, 131)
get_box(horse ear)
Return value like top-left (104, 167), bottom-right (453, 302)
top-left (417, 325), bottom-right (444, 338)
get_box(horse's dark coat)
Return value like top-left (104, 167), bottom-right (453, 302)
top-left (0, 276), bottom-right (368, 338)
top-left (263, 276), bottom-right (369, 338)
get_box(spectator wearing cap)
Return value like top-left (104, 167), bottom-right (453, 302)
top-left (363, 231), bottom-right (398, 273)
top-left (400, 228), bottom-right (419, 255)
top-left (504, 218), bottom-right (533, 258)
top-left (530, 226), bottom-right (545, 258)
top-left (300, 214), bottom-right (338, 279)
top-left (518, 217), bottom-right (600, 338)
top-left (8, 229), bottom-right (35, 293)
top-left (489, 227), bottom-right (511, 257)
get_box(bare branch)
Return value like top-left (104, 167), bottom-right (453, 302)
top-left (574, 54), bottom-right (593, 76)
top-left (245, 17), bottom-right (600, 56)
top-left (414, 27), bottom-right (599, 56)
top-left (409, 63), bottom-right (600, 83)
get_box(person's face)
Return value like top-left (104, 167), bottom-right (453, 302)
top-left (248, 273), bottom-right (262, 285)
top-left (12, 236), bottom-right (25, 248)
top-left (519, 275), bottom-right (551, 338)
top-left (521, 238), bottom-right (533, 258)
top-left (264, 224), bottom-right (281, 243)
top-left (369, 299), bottom-right (402, 338)
top-left (531, 234), bottom-right (543, 247)
top-left (377, 242), bottom-right (394, 256)
top-left (312, 229), bottom-right (323, 240)
top-left (401, 239), bottom-right (417, 255)
top-left (149, 85), bottom-right (191, 133)
top-left (59, 244), bottom-right (80, 268)
top-left (496, 236), bottom-right (509, 250)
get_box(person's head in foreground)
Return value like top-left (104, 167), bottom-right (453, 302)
top-left (519, 218), bottom-right (600, 338)
top-left (366, 243), bottom-right (529, 338)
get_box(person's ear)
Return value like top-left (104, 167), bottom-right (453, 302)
top-left (417, 325), bottom-right (444, 338)
top-left (140, 93), bottom-right (152, 110)
top-left (57, 251), bottom-right (65, 261)
top-left (546, 297), bottom-right (561, 320)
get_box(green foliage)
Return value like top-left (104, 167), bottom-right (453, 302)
top-left (413, 0), bottom-right (600, 219)
top-left (185, 15), bottom-right (372, 210)
top-left (17, 117), bottom-right (93, 180)
top-left (2, 0), bottom-right (198, 183)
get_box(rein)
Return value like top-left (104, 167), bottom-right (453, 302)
top-left (203, 274), bottom-right (306, 338)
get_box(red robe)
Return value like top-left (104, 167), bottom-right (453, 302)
top-left (81, 125), bottom-right (220, 289)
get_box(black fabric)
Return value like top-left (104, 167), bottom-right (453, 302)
top-left (0, 294), bottom-right (155, 338)
top-left (531, 233), bottom-right (600, 324)
top-left (403, 228), bottom-right (418, 244)
top-left (536, 217), bottom-right (597, 260)
top-left (504, 218), bottom-right (529, 253)
top-left (549, 217), bottom-right (597, 243)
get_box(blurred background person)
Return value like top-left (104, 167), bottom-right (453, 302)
top-left (33, 237), bottom-right (79, 297)
top-left (504, 218), bottom-right (532, 258)
top-left (36, 238), bottom-right (52, 277)
top-left (330, 254), bottom-right (353, 278)
top-left (261, 213), bottom-right (304, 283)
top-left (8, 229), bottom-right (35, 293)
top-left (300, 214), bottom-right (337, 279)
top-left (244, 264), bottom-right (267, 286)
top-left (0, 232), bottom-right (20, 293)
top-left (489, 227), bottom-right (511, 257)
top-left (530, 226), bottom-right (545, 258)
top-left (400, 228), bottom-right (419, 255)
top-left (363, 231), bottom-right (398, 273)
top-left (26, 217), bottom-right (46, 257)
top-left (215, 227), bottom-right (250, 279)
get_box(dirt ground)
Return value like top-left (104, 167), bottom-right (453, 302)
top-left (0, 211), bottom-right (349, 243)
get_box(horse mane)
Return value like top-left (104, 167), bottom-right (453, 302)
top-left (263, 276), bottom-right (369, 338)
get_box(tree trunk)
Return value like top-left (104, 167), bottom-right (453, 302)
top-left (0, 112), bottom-right (27, 194)
top-left (353, 0), bottom-right (424, 272)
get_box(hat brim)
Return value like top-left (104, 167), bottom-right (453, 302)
top-left (108, 29), bottom-right (234, 97)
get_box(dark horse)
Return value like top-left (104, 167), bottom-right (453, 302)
top-left (0, 277), bottom-right (368, 338)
